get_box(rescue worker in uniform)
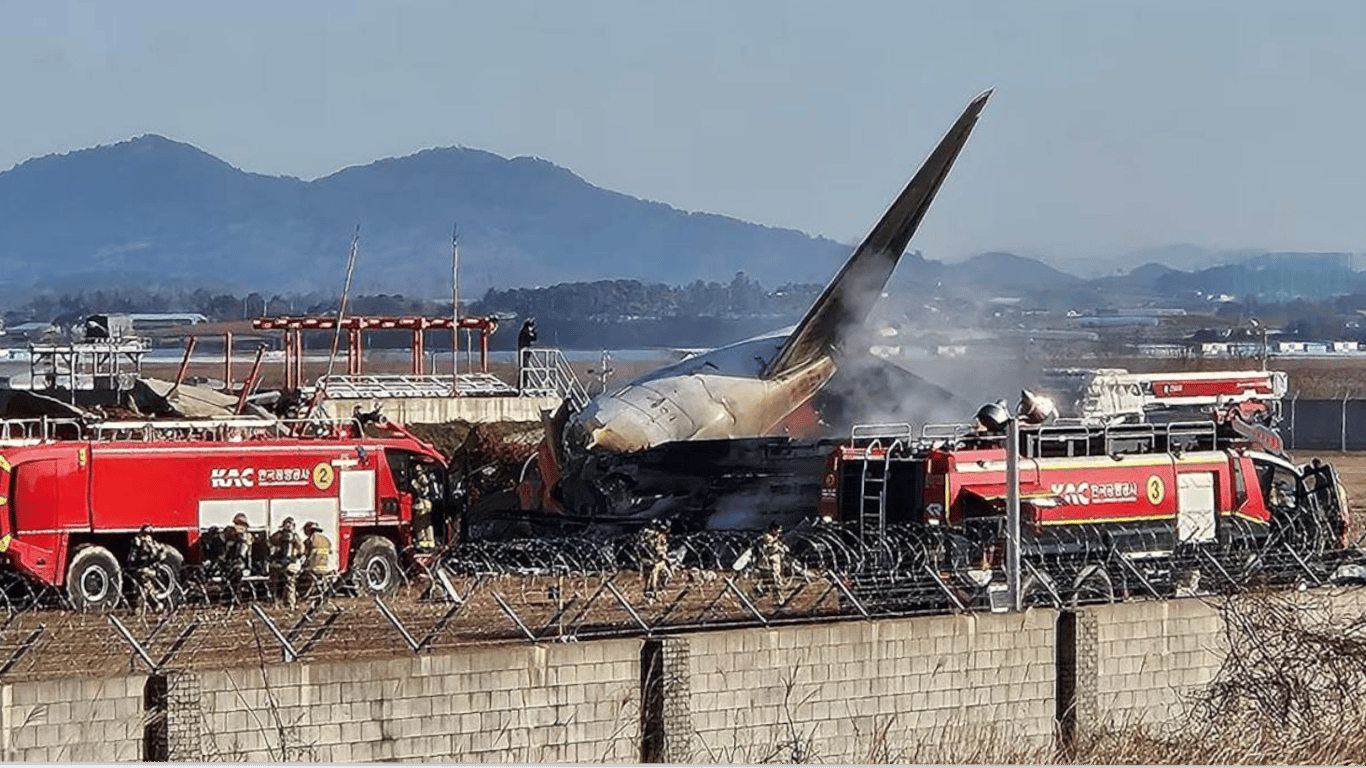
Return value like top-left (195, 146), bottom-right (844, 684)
top-left (517, 318), bottom-right (537, 392)
top-left (127, 524), bottom-right (175, 613)
top-left (754, 522), bottom-right (789, 596)
top-left (638, 519), bottom-right (671, 602)
top-left (411, 465), bottom-right (437, 551)
top-left (267, 517), bottom-right (305, 609)
top-left (200, 526), bottom-right (224, 578)
top-left (219, 520), bottom-right (251, 603)
top-left (301, 521), bottom-right (336, 601)
top-left (231, 512), bottom-right (256, 571)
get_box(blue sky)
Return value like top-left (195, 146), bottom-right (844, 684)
top-left (3, 1), bottom-right (1366, 271)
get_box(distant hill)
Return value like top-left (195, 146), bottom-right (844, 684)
top-left (954, 251), bottom-right (1084, 292)
top-left (3, 134), bottom-right (1363, 310)
top-left (0, 136), bottom-right (849, 297)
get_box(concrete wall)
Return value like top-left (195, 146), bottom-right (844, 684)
top-left (684, 610), bottom-right (1058, 763)
top-left (0, 674), bottom-right (146, 762)
top-left (191, 639), bottom-right (640, 763)
top-left (1072, 599), bottom-right (1226, 732)
top-left (9, 593), bottom-right (1366, 762)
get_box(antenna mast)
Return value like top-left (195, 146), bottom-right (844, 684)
top-left (451, 223), bottom-right (460, 387)
top-left (325, 227), bottom-right (360, 382)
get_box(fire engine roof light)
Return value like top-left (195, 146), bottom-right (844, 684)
top-left (975, 400), bottom-right (1011, 433)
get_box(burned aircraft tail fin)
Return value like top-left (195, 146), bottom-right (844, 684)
top-left (764, 89), bottom-right (992, 380)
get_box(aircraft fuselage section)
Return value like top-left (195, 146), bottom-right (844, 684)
top-left (564, 333), bottom-right (836, 454)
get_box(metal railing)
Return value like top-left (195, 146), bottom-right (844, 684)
top-left (519, 348), bottom-right (589, 411)
top-left (317, 373), bottom-right (519, 399)
top-left (0, 415), bottom-right (374, 445)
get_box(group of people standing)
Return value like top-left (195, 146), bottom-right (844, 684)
top-left (127, 515), bottom-right (336, 611)
top-left (637, 520), bottom-right (790, 601)
top-left (265, 516), bottom-right (336, 609)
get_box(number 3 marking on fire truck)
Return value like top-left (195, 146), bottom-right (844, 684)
top-left (1146, 475), bottom-right (1165, 505)
top-left (313, 462), bottom-right (335, 491)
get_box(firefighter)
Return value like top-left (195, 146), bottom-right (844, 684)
top-left (127, 524), bottom-right (174, 612)
top-left (218, 522), bottom-right (250, 603)
top-left (267, 517), bottom-right (305, 609)
top-left (638, 519), bottom-right (671, 601)
top-left (411, 465), bottom-right (437, 551)
top-left (230, 512), bottom-right (255, 567)
top-left (754, 522), bottom-right (789, 596)
top-left (200, 526), bottom-right (224, 574)
top-left (517, 318), bottom-right (537, 391)
top-left (301, 521), bottom-right (336, 601)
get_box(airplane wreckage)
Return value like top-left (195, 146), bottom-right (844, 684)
top-left (494, 90), bottom-right (995, 535)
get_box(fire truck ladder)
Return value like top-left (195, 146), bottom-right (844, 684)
top-left (849, 424), bottom-right (914, 544)
top-left (858, 439), bottom-right (889, 542)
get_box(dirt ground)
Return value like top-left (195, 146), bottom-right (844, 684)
top-left (0, 570), bottom-right (843, 683)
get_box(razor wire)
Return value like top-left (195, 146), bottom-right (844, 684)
top-left (0, 517), bottom-right (1363, 679)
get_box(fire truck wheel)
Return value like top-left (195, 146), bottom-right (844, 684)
top-left (66, 546), bottom-right (122, 611)
top-left (147, 552), bottom-right (186, 609)
top-left (353, 536), bottom-right (401, 595)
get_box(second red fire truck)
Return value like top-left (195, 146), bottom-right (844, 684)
top-left (817, 372), bottom-right (1350, 604)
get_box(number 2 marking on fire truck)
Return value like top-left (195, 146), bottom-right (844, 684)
top-left (312, 462), bottom-right (335, 491)
top-left (1147, 475), bottom-right (1165, 506)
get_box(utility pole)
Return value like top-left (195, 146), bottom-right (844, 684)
top-left (451, 224), bottom-right (460, 391)
top-left (1006, 414), bottom-right (1022, 611)
top-left (324, 228), bottom-right (360, 383)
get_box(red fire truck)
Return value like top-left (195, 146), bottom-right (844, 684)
top-left (0, 414), bottom-right (450, 609)
top-left (817, 407), bottom-right (1348, 603)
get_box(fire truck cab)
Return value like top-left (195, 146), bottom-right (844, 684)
top-left (0, 415), bottom-right (451, 609)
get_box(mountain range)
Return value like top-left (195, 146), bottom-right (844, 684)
top-left (0, 135), bottom-right (1361, 305)
top-left (0, 135), bottom-right (849, 298)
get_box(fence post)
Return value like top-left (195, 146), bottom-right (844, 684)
top-left (1342, 391), bottom-right (1350, 453)
top-left (1289, 393), bottom-right (1297, 451)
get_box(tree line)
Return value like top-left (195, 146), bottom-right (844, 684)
top-left (2, 274), bottom-right (824, 350)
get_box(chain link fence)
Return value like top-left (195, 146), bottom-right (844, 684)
top-left (1, 516), bottom-right (1363, 683)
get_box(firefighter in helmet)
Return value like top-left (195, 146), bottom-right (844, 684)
top-left (411, 464), bottom-right (437, 551)
top-left (267, 517), bottom-right (305, 609)
top-left (127, 524), bottom-right (175, 613)
top-left (638, 519), bottom-right (671, 602)
top-left (218, 516), bottom-right (252, 603)
top-left (754, 522), bottom-right (789, 596)
top-left (301, 521), bottom-right (336, 601)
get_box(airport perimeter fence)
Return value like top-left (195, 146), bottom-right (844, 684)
top-left (0, 519), bottom-right (1361, 682)
top-left (1284, 395), bottom-right (1366, 451)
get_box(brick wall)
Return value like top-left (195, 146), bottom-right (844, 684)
top-left (191, 639), bottom-right (640, 762)
top-left (684, 610), bottom-right (1059, 763)
top-left (1073, 598), bottom-right (1226, 732)
top-left (0, 675), bottom-right (146, 761)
